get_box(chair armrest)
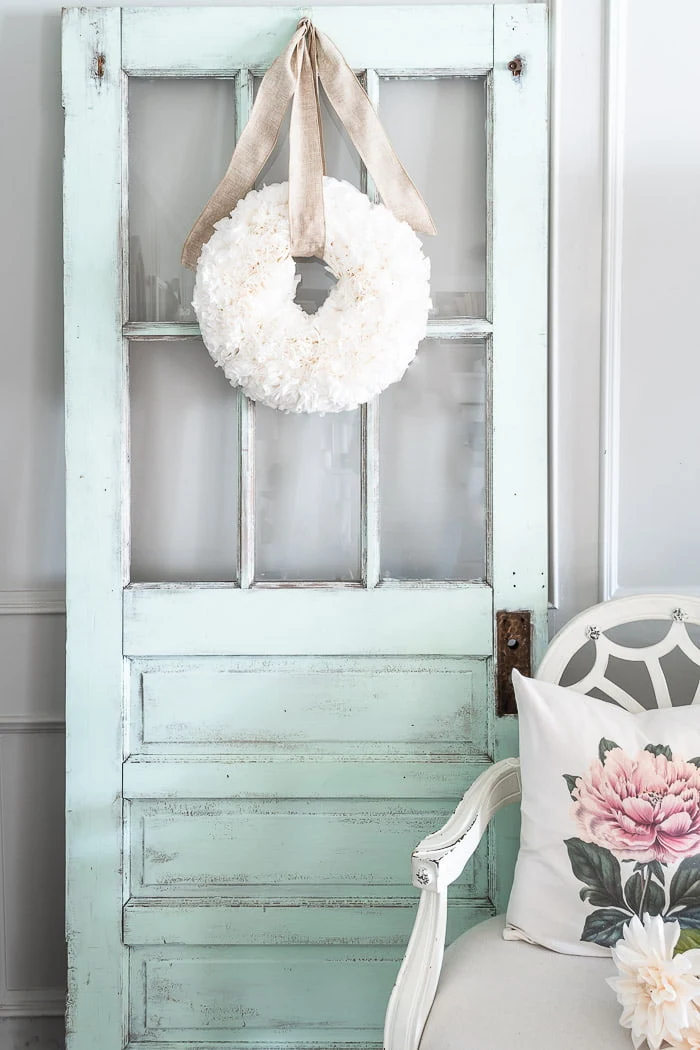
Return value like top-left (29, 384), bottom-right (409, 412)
top-left (384, 758), bottom-right (522, 1050)
top-left (411, 757), bottom-right (521, 893)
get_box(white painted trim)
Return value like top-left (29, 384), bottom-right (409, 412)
top-left (0, 717), bottom-right (65, 734)
top-left (0, 999), bottom-right (65, 1019)
top-left (599, 0), bottom-right (627, 601)
top-left (0, 591), bottom-right (66, 615)
top-left (547, 0), bottom-right (561, 610)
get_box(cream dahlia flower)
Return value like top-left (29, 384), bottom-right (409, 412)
top-left (607, 916), bottom-right (700, 1050)
top-left (668, 1016), bottom-right (700, 1050)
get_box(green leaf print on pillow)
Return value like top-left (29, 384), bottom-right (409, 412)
top-left (563, 739), bottom-right (700, 948)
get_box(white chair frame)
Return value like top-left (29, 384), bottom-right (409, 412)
top-left (383, 593), bottom-right (700, 1050)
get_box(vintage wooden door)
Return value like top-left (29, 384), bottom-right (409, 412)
top-left (63, 5), bottom-right (547, 1048)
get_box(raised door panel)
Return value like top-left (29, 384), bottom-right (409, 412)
top-left (128, 947), bottom-right (404, 1045)
top-left (129, 657), bottom-right (489, 754)
top-left (129, 800), bottom-right (489, 897)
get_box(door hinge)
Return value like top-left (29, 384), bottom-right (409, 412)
top-left (496, 609), bottom-right (532, 716)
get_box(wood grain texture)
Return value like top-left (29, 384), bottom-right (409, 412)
top-left (137, 662), bottom-right (480, 746)
top-left (490, 3), bottom-right (549, 912)
top-left (122, 6), bottom-right (494, 74)
top-left (123, 584), bottom-right (493, 656)
top-left (123, 898), bottom-right (494, 946)
top-left (128, 945), bottom-right (407, 1042)
top-left (62, 8), bottom-right (126, 1049)
top-left (123, 756), bottom-right (491, 801)
top-left (124, 318), bottom-right (492, 341)
top-left (129, 799), bottom-right (488, 897)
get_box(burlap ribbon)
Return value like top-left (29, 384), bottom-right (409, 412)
top-left (181, 19), bottom-right (436, 270)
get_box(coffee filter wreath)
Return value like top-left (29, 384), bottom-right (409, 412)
top-left (182, 19), bottom-right (436, 414)
top-left (194, 178), bottom-right (431, 414)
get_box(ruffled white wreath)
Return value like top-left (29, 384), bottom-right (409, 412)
top-left (193, 177), bottom-right (431, 413)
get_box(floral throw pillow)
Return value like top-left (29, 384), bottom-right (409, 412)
top-left (505, 671), bottom-right (700, 957)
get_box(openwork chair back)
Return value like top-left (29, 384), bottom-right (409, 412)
top-left (537, 594), bottom-right (700, 712)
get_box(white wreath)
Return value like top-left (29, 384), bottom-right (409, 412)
top-left (193, 177), bottom-right (431, 413)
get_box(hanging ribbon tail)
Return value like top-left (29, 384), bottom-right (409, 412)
top-left (315, 29), bottom-right (436, 238)
top-left (181, 24), bottom-right (306, 270)
top-left (288, 21), bottom-right (326, 258)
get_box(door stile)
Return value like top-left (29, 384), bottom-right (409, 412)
top-left (490, 4), bottom-right (549, 910)
top-left (63, 9), bottom-right (128, 1049)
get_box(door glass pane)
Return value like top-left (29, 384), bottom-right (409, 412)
top-left (255, 409), bottom-right (361, 582)
top-left (380, 339), bottom-right (486, 581)
top-left (254, 78), bottom-right (362, 312)
top-left (129, 79), bottom-right (236, 322)
top-left (130, 340), bottom-right (238, 582)
top-left (379, 78), bottom-right (487, 319)
top-left (251, 76), bottom-right (362, 582)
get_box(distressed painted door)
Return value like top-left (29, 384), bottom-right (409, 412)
top-left (63, 6), bottom-right (547, 1049)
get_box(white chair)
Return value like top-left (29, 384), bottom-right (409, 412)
top-left (384, 593), bottom-right (700, 1050)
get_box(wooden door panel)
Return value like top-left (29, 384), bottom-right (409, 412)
top-left (128, 946), bottom-right (402, 1045)
top-left (129, 657), bottom-right (489, 753)
top-left (123, 755), bottom-right (492, 801)
top-left (123, 586), bottom-right (494, 656)
top-left (128, 800), bottom-right (489, 897)
top-left (121, 6), bottom-right (495, 73)
top-left (123, 899), bottom-right (492, 947)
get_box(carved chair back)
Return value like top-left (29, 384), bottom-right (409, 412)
top-left (536, 594), bottom-right (700, 711)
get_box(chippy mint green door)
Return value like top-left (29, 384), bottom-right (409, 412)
top-left (63, 6), bottom-right (547, 1048)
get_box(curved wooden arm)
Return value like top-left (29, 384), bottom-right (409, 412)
top-left (411, 757), bottom-right (521, 894)
top-left (383, 758), bottom-right (521, 1050)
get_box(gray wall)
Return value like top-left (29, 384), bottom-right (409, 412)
top-left (0, 0), bottom-right (697, 1046)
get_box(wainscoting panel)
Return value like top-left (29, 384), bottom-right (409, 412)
top-left (0, 613), bottom-right (66, 1021)
top-left (0, 731), bottom-right (65, 1010)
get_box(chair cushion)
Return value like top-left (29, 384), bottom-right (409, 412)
top-left (419, 916), bottom-right (629, 1050)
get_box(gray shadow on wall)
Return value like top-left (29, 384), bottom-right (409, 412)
top-left (0, 9), bottom-right (65, 591)
top-left (0, 8), bottom-right (67, 1043)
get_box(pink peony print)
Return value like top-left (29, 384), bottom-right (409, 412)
top-left (572, 747), bottom-right (700, 864)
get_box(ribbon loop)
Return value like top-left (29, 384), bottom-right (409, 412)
top-left (181, 20), bottom-right (436, 271)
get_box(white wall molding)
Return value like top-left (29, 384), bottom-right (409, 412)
top-left (0, 591), bottom-right (66, 616)
top-left (0, 718), bottom-right (65, 734)
top-left (599, 0), bottom-right (627, 601)
top-left (0, 998), bottom-right (65, 1019)
top-left (547, 0), bottom-right (562, 611)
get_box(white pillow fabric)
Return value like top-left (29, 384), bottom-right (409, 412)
top-left (505, 670), bottom-right (700, 956)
